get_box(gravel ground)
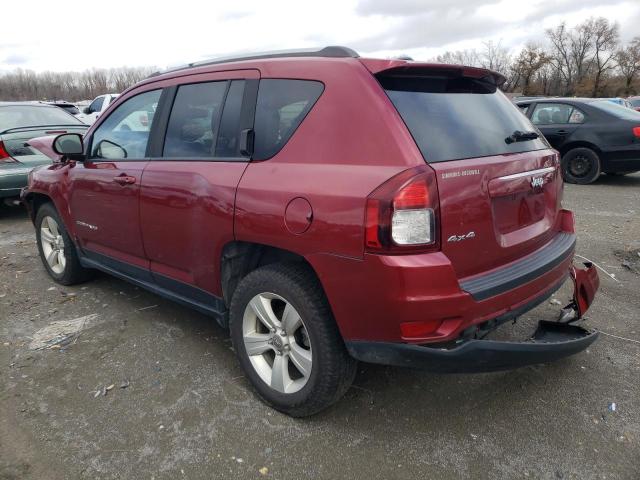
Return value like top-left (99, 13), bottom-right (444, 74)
top-left (1, 174), bottom-right (639, 480)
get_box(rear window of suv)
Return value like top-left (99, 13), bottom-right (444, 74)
top-left (378, 74), bottom-right (548, 163)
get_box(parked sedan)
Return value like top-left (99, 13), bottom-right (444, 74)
top-left (516, 98), bottom-right (640, 184)
top-left (0, 103), bottom-right (87, 203)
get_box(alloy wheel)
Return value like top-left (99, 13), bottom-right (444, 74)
top-left (242, 292), bottom-right (312, 394)
top-left (40, 216), bottom-right (66, 274)
top-left (569, 154), bottom-right (592, 178)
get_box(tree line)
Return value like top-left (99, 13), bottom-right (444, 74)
top-left (435, 17), bottom-right (640, 97)
top-left (0, 67), bottom-right (156, 102)
top-left (1, 17), bottom-right (639, 101)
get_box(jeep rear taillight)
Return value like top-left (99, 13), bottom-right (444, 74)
top-left (0, 141), bottom-right (16, 163)
top-left (365, 165), bottom-right (440, 254)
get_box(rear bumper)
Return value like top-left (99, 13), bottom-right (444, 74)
top-left (310, 214), bottom-right (582, 344)
top-left (346, 321), bottom-right (598, 373)
top-left (601, 145), bottom-right (640, 172)
top-left (0, 165), bottom-right (34, 198)
top-left (346, 261), bottom-right (599, 372)
top-left (460, 232), bottom-right (575, 301)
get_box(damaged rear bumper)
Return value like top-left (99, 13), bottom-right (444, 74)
top-left (346, 263), bottom-right (600, 373)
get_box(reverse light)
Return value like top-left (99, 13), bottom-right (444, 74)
top-left (633, 126), bottom-right (640, 138)
top-left (0, 141), bottom-right (17, 163)
top-left (365, 165), bottom-right (440, 254)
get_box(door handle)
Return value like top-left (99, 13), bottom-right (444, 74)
top-left (556, 129), bottom-right (569, 135)
top-left (113, 174), bottom-right (136, 185)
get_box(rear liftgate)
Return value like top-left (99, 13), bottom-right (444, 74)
top-left (349, 263), bottom-right (600, 373)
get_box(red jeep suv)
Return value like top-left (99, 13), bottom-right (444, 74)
top-left (23, 47), bottom-right (599, 416)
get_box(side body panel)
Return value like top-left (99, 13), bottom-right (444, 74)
top-left (140, 161), bottom-right (248, 296)
top-left (68, 160), bottom-right (148, 270)
top-left (234, 59), bottom-right (423, 261)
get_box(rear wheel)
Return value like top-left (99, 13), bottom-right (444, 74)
top-left (35, 203), bottom-right (93, 285)
top-left (561, 148), bottom-right (601, 184)
top-left (229, 263), bottom-right (356, 417)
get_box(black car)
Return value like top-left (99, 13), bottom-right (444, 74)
top-left (516, 98), bottom-right (640, 184)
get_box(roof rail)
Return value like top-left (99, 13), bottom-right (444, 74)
top-left (148, 46), bottom-right (359, 77)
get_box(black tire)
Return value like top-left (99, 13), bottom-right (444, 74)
top-left (561, 148), bottom-right (601, 184)
top-left (229, 262), bottom-right (357, 417)
top-left (35, 203), bottom-right (93, 285)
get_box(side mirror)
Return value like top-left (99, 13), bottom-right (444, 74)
top-left (53, 133), bottom-right (84, 157)
top-left (83, 107), bottom-right (91, 114)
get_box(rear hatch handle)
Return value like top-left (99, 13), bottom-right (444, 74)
top-left (488, 166), bottom-right (557, 197)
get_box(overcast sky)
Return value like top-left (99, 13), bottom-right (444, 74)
top-left (2, 0), bottom-right (639, 72)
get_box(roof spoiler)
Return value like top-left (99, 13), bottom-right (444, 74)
top-left (360, 59), bottom-right (507, 88)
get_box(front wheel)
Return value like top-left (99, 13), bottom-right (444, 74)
top-left (229, 263), bottom-right (356, 417)
top-left (561, 148), bottom-right (601, 184)
top-left (35, 203), bottom-right (93, 285)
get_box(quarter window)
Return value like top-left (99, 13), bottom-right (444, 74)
top-left (531, 103), bottom-right (585, 125)
top-left (90, 89), bottom-right (160, 159)
top-left (163, 81), bottom-right (228, 158)
top-left (253, 80), bottom-right (324, 160)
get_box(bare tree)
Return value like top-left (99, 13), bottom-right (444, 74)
top-left (510, 43), bottom-right (549, 95)
top-left (616, 37), bottom-right (640, 95)
top-left (589, 17), bottom-right (620, 96)
top-left (546, 23), bottom-right (575, 94)
top-left (480, 40), bottom-right (511, 74)
top-left (570, 19), bottom-right (596, 87)
top-left (435, 49), bottom-right (481, 67)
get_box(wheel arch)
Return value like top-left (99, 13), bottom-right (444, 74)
top-left (220, 241), bottom-right (323, 308)
top-left (23, 192), bottom-right (55, 223)
top-left (558, 141), bottom-right (602, 157)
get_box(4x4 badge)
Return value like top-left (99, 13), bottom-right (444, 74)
top-left (447, 231), bottom-right (476, 243)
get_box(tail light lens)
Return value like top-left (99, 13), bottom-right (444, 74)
top-left (0, 141), bottom-right (17, 163)
top-left (632, 126), bottom-right (640, 138)
top-left (365, 165), bottom-right (440, 254)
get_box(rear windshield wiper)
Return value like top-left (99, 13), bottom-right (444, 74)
top-left (505, 130), bottom-right (539, 144)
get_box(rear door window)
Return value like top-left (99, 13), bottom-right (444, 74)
top-left (378, 75), bottom-right (548, 163)
top-left (253, 80), bottom-right (324, 160)
top-left (531, 103), bottom-right (585, 125)
top-left (215, 80), bottom-right (246, 157)
top-left (163, 81), bottom-right (227, 158)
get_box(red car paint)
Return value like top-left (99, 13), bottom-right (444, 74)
top-left (24, 53), bottom-right (597, 348)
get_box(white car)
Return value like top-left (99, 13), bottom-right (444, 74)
top-left (75, 94), bottom-right (119, 125)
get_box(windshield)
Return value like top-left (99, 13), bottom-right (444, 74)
top-left (592, 100), bottom-right (640, 120)
top-left (379, 75), bottom-right (548, 163)
top-left (630, 98), bottom-right (640, 107)
top-left (0, 105), bottom-right (84, 131)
